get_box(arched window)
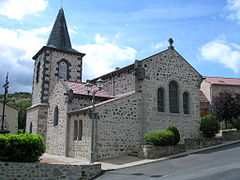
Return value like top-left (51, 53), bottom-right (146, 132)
top-left (59, 61), bottom-right (68, 80)
top-left (157, 88), bottom-right (164, 112)
top-left (183, 92), bottom-right (189, 114)
top-left (54, 106), bottom-right (59, 126)
top-left (29, 122), bottom-right (32, 133)
top-left (36, 61), bottom-right (40, 83)
top-left (169, 81), bottom-right (179, 113)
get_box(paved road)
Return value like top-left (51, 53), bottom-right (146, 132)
top-left (96, 143), bottom-right (240, 180)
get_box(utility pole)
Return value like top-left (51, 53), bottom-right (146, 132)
top-left (0, 73), bottom-right (10, 134)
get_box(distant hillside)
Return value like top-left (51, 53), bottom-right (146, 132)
top-left (0, 92), bottom-right (31, 130)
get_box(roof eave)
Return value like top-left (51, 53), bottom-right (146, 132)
top-left (32, 46), bottom-right (85, 60)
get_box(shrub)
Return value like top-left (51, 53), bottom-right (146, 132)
top-left (233, 116), bottom-right (240, 130)
top-left (144, 130), bottom-right (175, 146)
top-left (200, 115), bottom-right (220, 138)
top-left (0, 133), bottom-right (45, 162)
top-left (167, 126), bottom-right (180, 145)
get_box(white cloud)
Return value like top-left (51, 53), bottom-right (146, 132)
top-left (95, 34), bottom-right (108, 44)
top-left (152, 41), bottom-right (168, 50)
top-left (0, 31), bottom-right (136, 92)
top-left (226, 0), bottom-right (240, 22)
top-left (74, 34), bottom-right (137, 80)
top-left (0, 0), bottom-right (48, 20)
top-left (0, 26), bottom-right (51, 92)
top-left (200, 38), bottom-right (240, 73)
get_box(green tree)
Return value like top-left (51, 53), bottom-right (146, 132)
top-left (211, 91), bottom-right (240, 129)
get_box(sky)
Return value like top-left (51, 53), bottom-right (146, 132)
top-left (0, 0), bottom-right (240, 93)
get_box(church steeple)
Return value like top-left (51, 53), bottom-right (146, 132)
top-left (46, 8), bottom-right (78, 53)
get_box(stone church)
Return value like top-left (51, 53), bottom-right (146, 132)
top-left (26, 8), bottom-right (202, 162)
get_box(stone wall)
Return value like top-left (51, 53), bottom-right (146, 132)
top-left (0, 161), bottom-right (101, 180)
top-left (140, 49), bottom-right (201, 139)
top-left (139, 144), bottom-right (185, 159)
top-left (69, 95), bottom-right (106, 111)
top-left (26, 107), bottom-right (38, 134)
top-left (41, 50), bottom-right (82, 104)
top-left (26, 105), bottom-right (48, 141)
top-left (96, 92), bottom-right (143, 160)
top-left (222, 130), bottom-right (240, 141)
top-left (67, 92), bottom-right (143, 161)
top-left (31, 48), bottom-right (83, 106)
top-left (47, 50), bottom-right (83, 95)
top-left (67, 113), bottom-right (92, 161)
top-left (46, 80), bottom-right (68, 156)
top-left (31, 53), bottom-right (45, 105)
top-left (102, 69), bottom-right (135, 96)
top-left (185, 137), bottom-right (222, 150)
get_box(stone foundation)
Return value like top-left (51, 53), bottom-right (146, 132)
top-left (0, 161), bottom-right (101, 180)
top-left (185, 137), bottom-right (222, 150)
top-left (222, 130), bottom-right (240, 141)
top-left (139, 144), bottom-right (185, 159)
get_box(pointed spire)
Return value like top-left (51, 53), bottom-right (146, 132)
top-left (47, 8), bottom-right (75, 52)
top-left (33, 8), bottom-right (85, 59)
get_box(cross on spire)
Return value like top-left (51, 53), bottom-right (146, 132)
top-left (168, 38), bottom-right (174, 50)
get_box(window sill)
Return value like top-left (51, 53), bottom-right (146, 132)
top-left (157, 112), bottom-right (191, 117)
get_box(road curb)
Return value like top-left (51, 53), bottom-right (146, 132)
top-left (169, 140), bottom-right (240, 159)
top-left (100, 140), bottom-right (240, 171)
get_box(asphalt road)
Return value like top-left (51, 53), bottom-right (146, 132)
top-left (96, 143), bottom-right (240, 180)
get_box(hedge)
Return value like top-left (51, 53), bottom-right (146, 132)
top-left (144, 129), bottom-right (175, 146)
top-left (0, 133), bottom-right (45, 162)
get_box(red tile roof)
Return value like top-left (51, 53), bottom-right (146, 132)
top-left (204, 76), bottom-right (240, 86)
top-left (64, 81), bottom-right (111, 98)
top-left (199, 90), bottom-right (209, 103)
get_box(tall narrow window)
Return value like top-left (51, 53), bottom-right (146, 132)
top-left (157, 88), bottom-right (164, 112)
top-left (169, 81), bottom-right (179, 113)
top-left (74, 120), bottom-right (78, 140)
top-left (36, 62), bottom-right (40, 83)
top-left (74, 120), bottom-right (83, 141)
top-left (59, 61), bottom-right (68, 80)
top-left (183, 92), bottom-right (189, 114)
top-left (53, 106), bottom-right (59, 126)
top-left (29, 122), bottom-right (32, 134)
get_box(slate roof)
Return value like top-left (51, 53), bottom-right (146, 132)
top-left (33, 8), bottom-right (85, 59)
top-left (64, 81), bottom-right (111, 98)
top-left (46, 8), bottom-right (80, 54)
top-left (199, 90), bottom-right (209, 103)
top-left (204, 76), bottom-right (240, 86)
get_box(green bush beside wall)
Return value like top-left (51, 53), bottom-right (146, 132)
top-left (144, 130), bottom-right (176, 146)
top-left (0, 133), bottom-right (45, 162)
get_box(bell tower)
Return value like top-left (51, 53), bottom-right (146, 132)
top-left (31, 8), bottom-right (85, 105)
top-left (26, 8), bottom-right (85, 138)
